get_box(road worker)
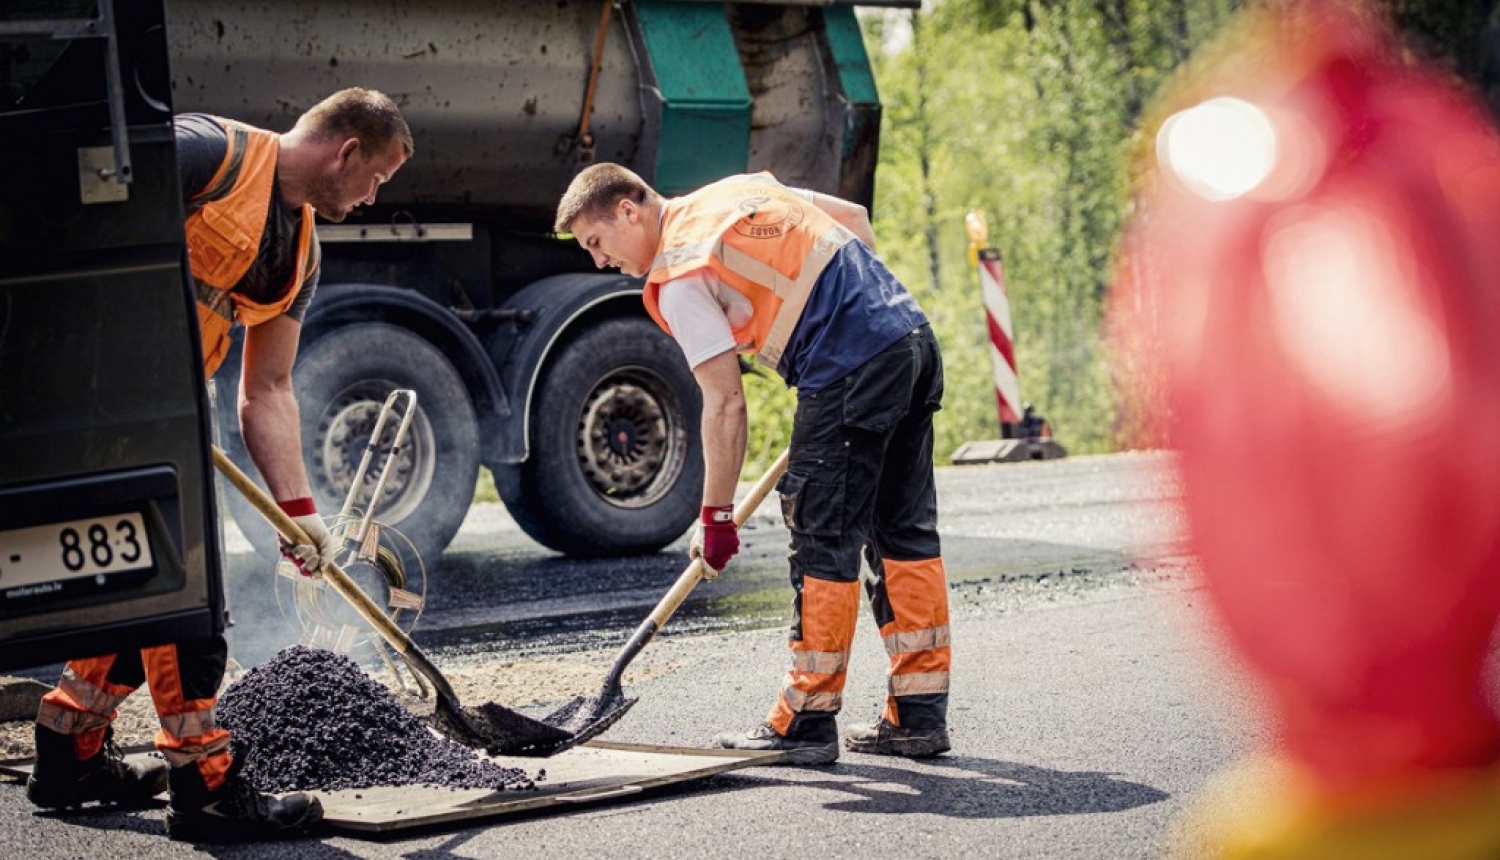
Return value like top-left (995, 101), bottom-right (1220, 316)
top-left (556, 165), bottom-right (951, 765)
top-left (26, 88), bottom-right (412, 842)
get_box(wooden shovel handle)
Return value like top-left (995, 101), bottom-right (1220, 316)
top-left (731, 447), bottom-right (791, 530)
top-left (647, 447), bottom-right (790, 628)
top-left (210, 446), bottom-right (415, 657)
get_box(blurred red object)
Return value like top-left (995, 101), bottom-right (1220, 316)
top-left (1114, 0), bottom-right (1500, 795)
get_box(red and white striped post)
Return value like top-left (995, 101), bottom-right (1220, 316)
top-left (977, 247), bottom-right (1024, 434)
top-left (966, 210), bottom-right (1025, 434)
top-left (953, 210), bottom-right (1066, 464)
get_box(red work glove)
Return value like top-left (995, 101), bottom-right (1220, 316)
top-left (276, 497), bottom-right (333, 579)
top-left (691, 504), bottom-right (738, 573)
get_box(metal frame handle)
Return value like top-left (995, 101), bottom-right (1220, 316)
top-left (0, 0), bottom-right (133, 186)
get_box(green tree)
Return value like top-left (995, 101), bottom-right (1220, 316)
top-left (861, 0), bottom-right (1239, 458)
top-left (746, 0), bottom-right (1498, 478)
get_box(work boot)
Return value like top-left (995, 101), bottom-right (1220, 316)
top-left (165, 755), bottom-right (323, 843)
top-left (27, 725), bottom-right (168, 810)
top-left (714, 721), bottom-right (839, 765)
top-left (843, 719), bottom-right (950, 758)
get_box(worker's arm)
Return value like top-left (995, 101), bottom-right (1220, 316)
top-left (238, 312), bottom-right (334, 575)
top-left (237, 313), bottom-right (314, 501)
top-left (693, 348), bottom-right (749, 509)
top-left (690, 348), bottom-right (747, 572)
top-left (801, 189), bottom-right (877, 251)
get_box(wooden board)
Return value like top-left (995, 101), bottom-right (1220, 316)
top-left (2, 741), bottom-right (783, 836)
top-left (315, 741), bottom-right (781, 834)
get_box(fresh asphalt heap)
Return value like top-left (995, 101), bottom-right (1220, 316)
top-left (217, 646), bottom-right (537, 793)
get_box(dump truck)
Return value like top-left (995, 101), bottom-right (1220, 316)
top-left (165, 0), bottom-right (912, 567)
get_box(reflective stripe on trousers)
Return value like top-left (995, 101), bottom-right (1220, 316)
top-left (770, 327), bottom-right (950, 733)
top-left (876, 556), bottom-right (951, 727)
top-left (768, 578), bottom-right (860, 734)
top-left (36, 637), bottom-right (233, 789)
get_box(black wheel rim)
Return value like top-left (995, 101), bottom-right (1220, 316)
top-left (312, 383), bottom-right (437, 523)
top-left (574, 366), bottom-right (687, 509)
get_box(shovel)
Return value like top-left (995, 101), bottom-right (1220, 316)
top-left (540, 448), bottom-right (791, 749)
top-left (212, 446), bottom-right (578, 756)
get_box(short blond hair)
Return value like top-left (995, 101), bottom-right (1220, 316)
top-left (554, 163), bottom-right (659, 234)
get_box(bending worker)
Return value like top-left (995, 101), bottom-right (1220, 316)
top-left (26, 88), bottom-right (412, 842)
top-left (556, 165), bottom-right (951, 765)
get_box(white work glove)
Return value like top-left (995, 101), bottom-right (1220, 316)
top-left (276, 497), bottom-right (333, 578)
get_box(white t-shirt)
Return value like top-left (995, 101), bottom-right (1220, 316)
top-left (656, 269), bottom-right (755, 368)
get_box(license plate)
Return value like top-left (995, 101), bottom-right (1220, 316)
top-left (0, 512), bottom-right (154, 594)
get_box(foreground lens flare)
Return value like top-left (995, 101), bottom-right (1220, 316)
top-left (1112, 2), bottom-right (1500, 857)
top-left (1261, 204), bottom-right (1452, 433)
top-left (1157, 97), bottom-right (1277, 201)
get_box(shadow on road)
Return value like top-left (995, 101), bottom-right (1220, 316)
top-left (821, 756), bottom-right (1170, 817)
top-left (690, 756), bottom-right (1169, 819)
top-left (33, 797), bottom-right (369, 858)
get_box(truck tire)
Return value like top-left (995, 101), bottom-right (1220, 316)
top-left (495, 317), bottom-right (703, 556)
top-left (220, 323), bottom-right (479, 575)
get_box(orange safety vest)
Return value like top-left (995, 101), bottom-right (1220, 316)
top-left (643, 173), bottom-right (855, 370)
top-left (184, 117), bottom-right (317, 378)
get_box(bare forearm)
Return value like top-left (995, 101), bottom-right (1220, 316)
top-left (238, 314), bottom-right (314, 503)
top-left (700, 394), bottom-right (747, 508)
top-left (240, 385), bottom-right (313, 502)
top-left (693, 350), bottom-right (748, 508)
top-left (806, 189), bottom-right (876, 250)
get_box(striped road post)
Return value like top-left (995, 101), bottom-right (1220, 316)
top-left (952, 210), bottom-right (1066, 464)
top-left (976, 245), bottom-right (1023, 433)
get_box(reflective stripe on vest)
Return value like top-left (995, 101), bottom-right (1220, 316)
top-left (643, 172), bottom-right (855, 370)
top-left (184, 116), bottom-right (315, 378)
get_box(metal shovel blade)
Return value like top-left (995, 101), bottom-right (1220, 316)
top-left (432, 686), bottom-right (634, 758)
top-left (541, 691), bottom-right (638, 743)
top-left (473, 671), bottom-right (637, 758)
top-left (432, 694), bottom-right (578, 757)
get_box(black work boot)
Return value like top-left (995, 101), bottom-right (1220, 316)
top-left (843, 718), bottom-right (950, 758)
top-left (714, 718), bottom-right (839, 765)
top-left (27, 725), bottom-right (168, 810)
top-left (165, 755), bottom-right (322, 843)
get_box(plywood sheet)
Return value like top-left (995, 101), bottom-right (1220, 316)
top-left (2, 741), bottom-right (783, 836)
top-left (317, 741), bottom-right (781, 834)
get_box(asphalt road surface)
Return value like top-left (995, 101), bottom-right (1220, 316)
top-left (0, 451), bottom-right (1273, 859)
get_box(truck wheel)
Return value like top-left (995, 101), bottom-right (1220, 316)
top-left (220, 323), bottom-right (479, 575)
top-left (495, 317), bottom-right (703, 556)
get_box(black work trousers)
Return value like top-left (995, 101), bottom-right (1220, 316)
top-left (768, 324), bottom-right (951, 736)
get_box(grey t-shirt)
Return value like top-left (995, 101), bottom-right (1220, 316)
top-left (176, 114), bottom-right (318, 321)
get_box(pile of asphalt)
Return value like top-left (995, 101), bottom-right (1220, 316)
top-left (218, 645), bottom-right (536, 793)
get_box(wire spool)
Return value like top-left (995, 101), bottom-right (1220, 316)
top-left (274, 514), bottom-right (428, 674)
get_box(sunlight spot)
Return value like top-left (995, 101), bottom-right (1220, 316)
top-left (1158, 97), bottom-right (1278, 201)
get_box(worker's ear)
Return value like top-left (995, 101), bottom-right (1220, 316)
top-left (617, 196), bottom-right (637, 223)
top-left (337, 137), bottom-right (361, 167)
